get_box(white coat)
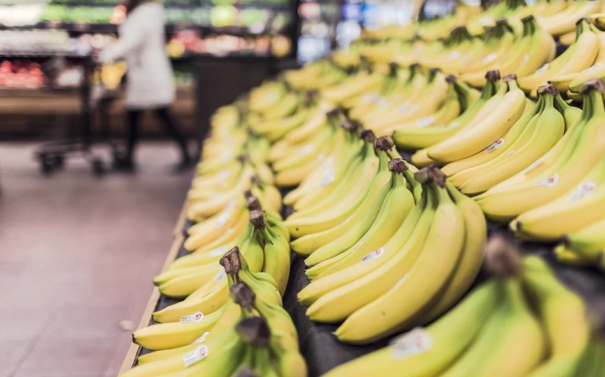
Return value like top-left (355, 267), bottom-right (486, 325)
top-left (100, 2), bottom-right (175, 110)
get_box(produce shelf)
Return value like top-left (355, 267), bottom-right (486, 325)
top-left (120, 153), bottom-right (605, 377)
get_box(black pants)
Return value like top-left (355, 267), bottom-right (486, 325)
top-left (126, 107), bottom-right (190, 162)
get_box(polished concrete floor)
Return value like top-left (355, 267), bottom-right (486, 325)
top-left (0, 142), bottom-right (191, 377)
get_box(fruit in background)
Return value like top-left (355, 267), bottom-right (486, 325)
top-left (211, 5), bottom-right (238, 28)
top-left (166, 39), bottom-right (186, 58)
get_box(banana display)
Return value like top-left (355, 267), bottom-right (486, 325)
top-left (296, 164), bottom-right (485, 345)
top-left (322, 236), bottom-right (604, 377)
top-left (125, 246), bottom-right (306, 377)
top-left (117, 0), bottom-right (605, 375)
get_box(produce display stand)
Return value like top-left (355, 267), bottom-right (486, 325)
top-left (120, 152), bottom-right (605, 377)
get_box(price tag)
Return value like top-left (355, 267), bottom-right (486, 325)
top-left (569, 181), bottom-right (597, 201)
top-left (210, 245), bottom-right (229, 257)
top-left (484, 138), bottom-right (504, 153)
top-left (535, 63), bottom-right (550, 74)
top-left (215, 213), bottom-right (230, 228)
top-left (300, 145), bottom-right (314, 156)
top-left (417, 117), bottom-right (434, 128)
top-left (180, 312), bottom-right (204, 323)
top-left (524, 160), bottom-right (543, 174)
top-left (183, 345), bottom-right (209, 367)
top-left (483, 53), bottom-right (497, 63)
top-left (361, 247), bottom-right (384, 263)
top-left (321, 168), bottom-right (335, 187)
top-left (534, 173), bottom-right (559, 187)
top-left (391, 328), bottom-right (433, 360)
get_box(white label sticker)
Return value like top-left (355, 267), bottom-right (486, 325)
top-left (221, 150), bottom-right (232, 163)
top-left (217, 169), bottom-right (231, 180)
top-left (361, 247), bottom-right (384, 263)
top-left (391, 328), bottom-right (433, 360)
top-left (215, 213), bottom-right (230, 228)
top-left (407, 104), bottom-right (419, 115)
top-left (448, 51), bottom-right (461, 59)
top-left (192, 332), bottom-right (210, 345)
top-left (319, 157), bottom-right (333, 171)
top-left (214, 267), bottom-right (226, 282)
top-left (534, 173), bottom-right (559, 187)
top-left (524, 160), bottom-right (544, 175)
top-left (483, 53), bottom-right (497, 63)
top-left (535, 63), bottom-right (550, 74)
top-left (180, 311), bottom-right (204, 323)
top-left (480, 16), bottom-right (493, 25)
top-left (417, 117), bottom-right (435, 128)
top-left (397, 102), bottom-right (410, 114)
top-left (183, 345), bottom-right (209, 367)
top-left (569, 181), bottom-right (597, 201)
top-left (300, 145), bottom-right (314, 156)
top-left (225, 199), bottom-right (237, 211)
top-left (485, 138), bottom-right (504, 153)
top-left (210, 245), bottom-right (229, 257)
top-left (321, 168), bottom-right (336, 187)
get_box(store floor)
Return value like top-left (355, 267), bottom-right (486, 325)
top-left (0, 142), bottom-right (191, 377)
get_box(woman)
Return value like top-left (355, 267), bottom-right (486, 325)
top-left (100, 0), bottom-right (191, 171)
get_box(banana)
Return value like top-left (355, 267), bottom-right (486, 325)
top-left (303, 159), bottom-right (397, 270)
top-left (523, 256), bottom-right (590, 377)
top-left (427, 74), bottom-right (526, 164)
top-left (321, 280), bottom-right (499, 377)
top-left (308, 159), bottom-right (416, 279)
top-left (519, 18), bottom-right (599, 94)
top-left (255, 211), bottom-right (291, 296)
top-left (459, 85), bottom-right (565, 195)
top-left (443, 90), bottom-right (543, 181)
top-left (153, 273), bottom-right (229, 323)
top-left (512, 149), bottom-right (605, 241)
top-left (261, 91), bottom-right (300, 121)
top-left (369, 70), bottom-right (450, 133)
top-left (301, 182), bottom-right (434, 319)
top-left (289, 144), bottom-right (391, 256)
top-left (562, 217), bottom-right (605, 269)
top-left (283, 125), bottom-right (358, 208)
top-left (134, 305), bottom-right (224, 350)
top-left (538, 0), bottom-right (602, 36)
top-left (285, 135), bottom-right (379, 237)
top-left (393, 73), bottom-right (498, 150)
top-left (118, 326), bottom-right (244, 377)
top-left (477, 79), bottom-right (605, 221)
top-left (379, 75), bottom-right (466, 136)
top-left (334, 168), bottom-right (465, 344)
top-left (413, 181), bottom-right (486, 324)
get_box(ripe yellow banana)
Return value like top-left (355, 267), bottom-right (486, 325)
top-left (335, 169), bottom-right (465, 344)
top-left (428, 75), bottom-right (526, 164)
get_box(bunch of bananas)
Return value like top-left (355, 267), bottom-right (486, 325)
top-left (124, 247), bottom-right (306, 377)
top-left (429, 82), bottom-right (572, 196)
top-left (294, 162), bottom-right (485, 345)
top-left (472, 80), bottom-right (605, 245)
top-left (323, 236), bottom-right (604, 377)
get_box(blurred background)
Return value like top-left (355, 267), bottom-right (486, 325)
top-left (0, 0), bottom-right (430, 375)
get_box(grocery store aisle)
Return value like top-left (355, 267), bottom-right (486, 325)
top-left (0, 142), bottom-right (191, 377)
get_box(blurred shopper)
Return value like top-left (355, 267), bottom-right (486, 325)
top-left (100, 0), bottom-right (191, 171)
